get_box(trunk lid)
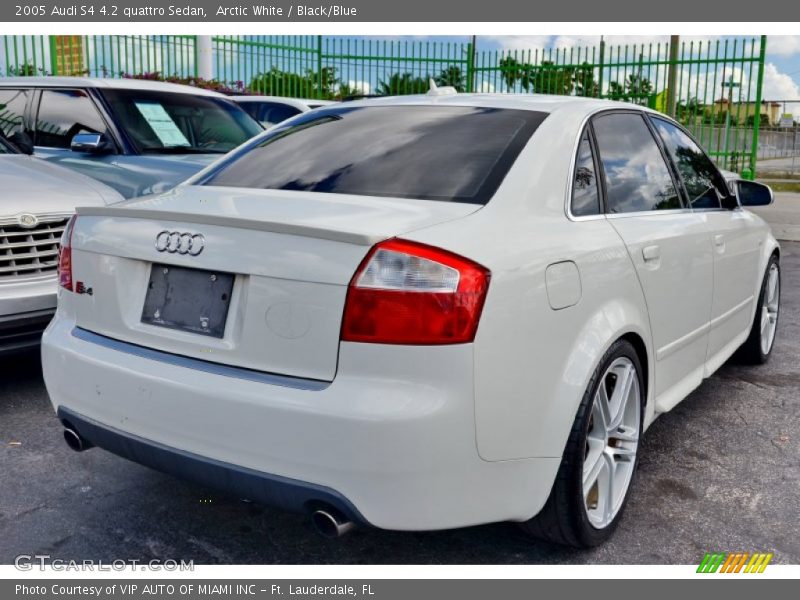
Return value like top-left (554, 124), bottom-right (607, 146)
top-left (70, 185), bottom-right (479, 381)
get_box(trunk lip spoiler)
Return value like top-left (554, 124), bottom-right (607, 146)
top-left (75, 205), bottom-right (382, 247)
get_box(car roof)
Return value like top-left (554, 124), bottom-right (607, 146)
top-left (337, 92), bottom-right (653, 119)
top-left (0, 76), bottom-right (227, 97)
top-left (230, 95), bottom-right (314, 108)
top-left (231, 96), bottom-right (336, 108)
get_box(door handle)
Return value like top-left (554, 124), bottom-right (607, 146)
top-left (714, 234), bottom-right (726, 252)
top-left (642, 245), bottom-right (660, 261)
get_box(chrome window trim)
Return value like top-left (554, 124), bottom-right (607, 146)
top-left (565, 108), bottom-right (694, 222)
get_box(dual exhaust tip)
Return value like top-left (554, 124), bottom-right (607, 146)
top-left (62, 425), bottom-right (93, 452)
top-left (61, 426), bottom-right (354, 538)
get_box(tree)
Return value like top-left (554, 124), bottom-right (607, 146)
top-left (248, 66), bottom-right (348, 99)
top-left (376, 72), bottom-right (430, 95)
top-left (531, 61), bottom-right (575, 95)
top-left (435, 66), bottom-right (466, 92)
top-left (250, 67), bottom-right (316, 97)
top-left (676, 97), bottom-right (705, 123)
top-left (574, 62), bottom-right (599, 98)
top-left (498, 56), bottom-right (524, 92)
top-left (607, 81), bottom-right (626, 101)
top-left (624, 73), bottom-right (653, 105)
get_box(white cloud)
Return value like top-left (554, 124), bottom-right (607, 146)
top-left (347, 80), bottom-right (371, 95)
top-left (762, 63), bottom-right (800, 118)
top-left (481, 35), bottom-right (728, 53)
top-left (765, 36), bottom-right (800, 56)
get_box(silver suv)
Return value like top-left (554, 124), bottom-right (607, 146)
top-left (0, 132), bottom-right (122, 354)
top-left (0, 78), bottom-right (263, 199)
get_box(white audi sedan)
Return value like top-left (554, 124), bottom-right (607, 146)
top-left (42, 92), bottom-right (779, 547)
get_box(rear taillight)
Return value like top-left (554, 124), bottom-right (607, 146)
top-left (341, 239), bottom-right (490, 345)
top-left (58, 215), bottom-right (77, 292)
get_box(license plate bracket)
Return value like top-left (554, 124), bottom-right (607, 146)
top-left (141, 264), bottom-right (234, 338)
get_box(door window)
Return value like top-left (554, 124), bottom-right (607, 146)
top-left (593, 112), bottom-right (681, 213)
top-left (241, 101), bottom-right (302, 126)
top-left (651, 117), bottom-right (728, 209)
top-left (0, 88), bottom-right (28, 137)
top-left (571, 130), bottom-right (602, 216)
top-left (35, 89), bottom-right (108, 148)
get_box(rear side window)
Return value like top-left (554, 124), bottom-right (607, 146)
top-left (592, 112), bottom-right (681, 213)
top-left (0, 88), bottom-right (28, 137)
top-left (571, 130), bottom-right (601, 216)
top-left (203, 106), bottom-right (548, 204)
top-left (241, 101), bottom-right (302, 126)
top-left (35, 89), bottom-right (108, 148)
top-left (651, 117), bottom-right (728, 209)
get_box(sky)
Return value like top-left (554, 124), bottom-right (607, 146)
top-left (381, 35), bottom-right (800, 117)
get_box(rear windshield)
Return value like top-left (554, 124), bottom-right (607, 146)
top-left (201, 106), bottom-right (547, 204)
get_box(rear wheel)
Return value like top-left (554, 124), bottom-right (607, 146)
top-left (738, 256), bottom-right (780, 364)
top-left (521, 339), bottom-right (644, 547)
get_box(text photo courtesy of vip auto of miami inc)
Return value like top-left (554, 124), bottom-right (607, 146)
top-left (0, 2), bottom-right (799, 590)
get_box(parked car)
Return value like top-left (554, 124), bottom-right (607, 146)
top-left (231, 96), bottom-right (335, 127)
top-left (42, 93), bottom-right (779, 546)
top-left (0, 131), bottom-right (122, 355)
top-left (0, 77), bottom-right (263, 199)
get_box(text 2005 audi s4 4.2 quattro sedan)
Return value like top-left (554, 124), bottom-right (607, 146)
top-left (41, 91), bottom-right (779, 547)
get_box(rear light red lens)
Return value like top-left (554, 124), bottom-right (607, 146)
top-left (341, 239), bottom-right (490, 345)
top-left (58, 215), bottom-right (77, 292)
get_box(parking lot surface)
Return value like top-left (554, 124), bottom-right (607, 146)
top-left (1, 243), bottom-right (798, 565)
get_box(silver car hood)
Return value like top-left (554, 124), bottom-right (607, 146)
top-left (0, 155), bottom-right (123, 217)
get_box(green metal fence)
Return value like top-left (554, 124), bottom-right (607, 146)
top-left (0, 34), bottom-right (768, 175)
top-left (1, 35), bottom-right (197, 79)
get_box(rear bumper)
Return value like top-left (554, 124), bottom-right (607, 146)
top-left (58, 406), bottom-right (367, 524)
top-left (42, 313), bottom-right (559, 531)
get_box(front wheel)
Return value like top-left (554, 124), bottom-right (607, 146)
top-left (738, 256), bottom-right (780, 364)
top-left (521, 339), bottom-right (644, 547)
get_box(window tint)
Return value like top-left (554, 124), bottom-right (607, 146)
top-left (593, 112), bottom-right (681, 213)
top-left (0, 89), bottom-right (28, 137)
top-left (571, 130), bottom-right (601, 216)
top-left (241, 101), bottom-right (302, 126)
top-left (651, 117), bottom-right (728, 209)
top-left (204, 106), bottom-right (547, 205)
top-left (35, 89), bottom-right (108, 148)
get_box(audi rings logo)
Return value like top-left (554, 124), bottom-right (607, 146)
top-left (155, 231), bottom-right (205, 256)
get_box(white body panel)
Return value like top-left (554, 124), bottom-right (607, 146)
top-left (41, 93), bottom-right (779, 530)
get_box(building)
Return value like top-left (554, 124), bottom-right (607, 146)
top-left (711, 99), bottom-right (782, 126)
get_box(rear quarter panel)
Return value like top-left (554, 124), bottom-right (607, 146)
top-left (406, 106), bottom-right (654, 462)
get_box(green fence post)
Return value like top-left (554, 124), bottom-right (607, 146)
top-left (316, 35), bottom-right (323, 100)
top-left (48, 36), bottom-right (59, 76)
top-left (597, 38), bottom-right (605, 98)
top-left (748, 35), bottom-right (767, 180)
top-left (466, 38), bottom-right (475, 93)
top-left (192, 35), bottom-right (199, 77)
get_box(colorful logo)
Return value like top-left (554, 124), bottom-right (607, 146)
top-left (697, 552), bottom-right (773, 573)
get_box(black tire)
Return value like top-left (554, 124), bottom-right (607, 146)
top-left (521, 339), bottom-right (645, 547)
top-left (737, 255), bottom-right (780, 365)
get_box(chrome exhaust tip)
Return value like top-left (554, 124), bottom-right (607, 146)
top-left (63, 427), bottom-right (92, 452)
top-left (311, 509), bottom-right (355, 538)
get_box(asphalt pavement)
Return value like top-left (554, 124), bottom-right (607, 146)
top-left (1, 244), bottom-right (798, 566)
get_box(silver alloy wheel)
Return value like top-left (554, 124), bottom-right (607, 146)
top-left (760, 264), bottom-right (780, 356)
top-left (583, 356), bottom-right (641, 529)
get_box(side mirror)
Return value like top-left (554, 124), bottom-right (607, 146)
top-left (70, 132), bottom-right (112, 154)
top-left (737, 180), bottom-right (774, 207)
top-left (8, 130), bottom-right (34, 155)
